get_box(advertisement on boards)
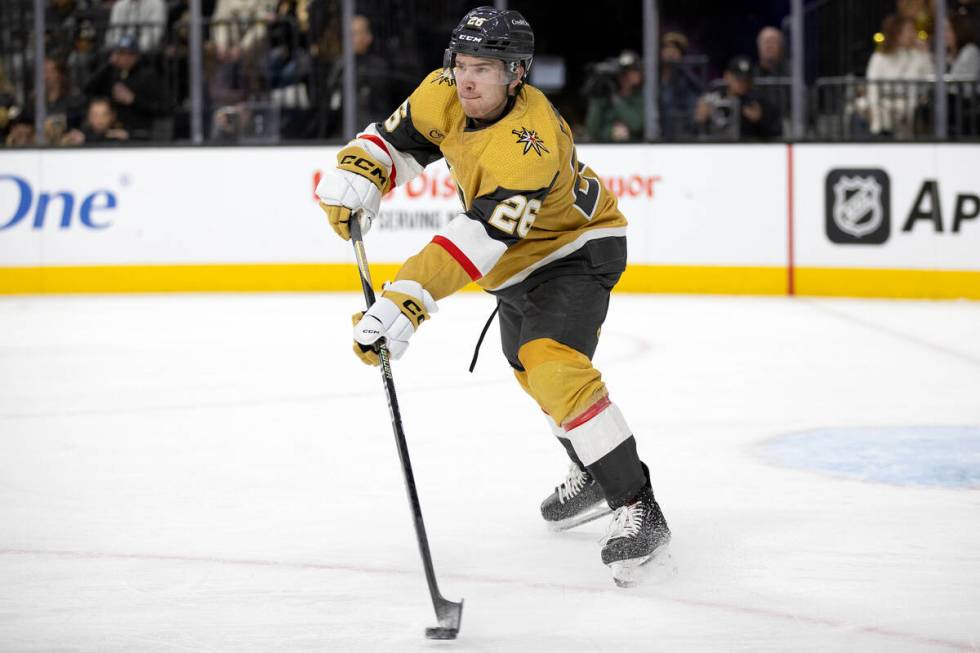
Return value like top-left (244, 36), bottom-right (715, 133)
top-left (1, 145), bottom-right (785, 270)
top-left (794, 144), bottom-right (980, 272)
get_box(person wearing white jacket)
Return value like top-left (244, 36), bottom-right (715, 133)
top-left (211, 0), bottom-right (277, 61)
top-left (866, 14), bottom-right (933, 137)
top-left (104, 0), bottom-right (167, 53)
top-left (946, 14), bottom-right (980, 78)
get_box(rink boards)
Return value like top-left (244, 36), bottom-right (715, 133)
top-left (0, 143), bottom-right (978, 298)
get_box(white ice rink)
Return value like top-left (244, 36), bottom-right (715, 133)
top-left (1, 292), bottom-right (979, 652)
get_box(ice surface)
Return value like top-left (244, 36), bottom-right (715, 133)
top-left (1, 293), bottom-right (979, 652)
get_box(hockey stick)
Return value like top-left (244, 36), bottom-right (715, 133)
top-left (349, 215), bottom-right (463, 640)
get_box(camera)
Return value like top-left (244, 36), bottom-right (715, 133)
top-left (700, 91), bottom-right (737, 130)
top-left (582, 59), bottom-right (622, 98)
top-left (581, 50), bottom-right (641, 99)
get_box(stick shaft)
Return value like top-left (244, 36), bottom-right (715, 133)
top-left (349, 218), bottom-right (455, 621)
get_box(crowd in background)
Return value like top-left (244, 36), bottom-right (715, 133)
top-left (583, 1), bottom-right (980, 142)
top-left (1, 0), bottom-right (979, 147)
top-left (583, 27), bottom-right (788, 143)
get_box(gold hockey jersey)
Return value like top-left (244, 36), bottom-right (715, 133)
top-left (354, 68), bottom-right (628, 298)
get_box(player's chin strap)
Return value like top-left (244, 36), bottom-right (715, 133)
top-left (467, 305), bottom-right (499, 373)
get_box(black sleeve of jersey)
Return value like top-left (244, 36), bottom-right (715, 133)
top-left (376, 101), bottom-right (443, 169)
top-left (466, 171), bottom-right (559, 246)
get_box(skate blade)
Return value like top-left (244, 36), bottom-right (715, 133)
top-left (546, 503), bottom-right (612, 532)
top-left (608, 543), bottom-right (676, 588)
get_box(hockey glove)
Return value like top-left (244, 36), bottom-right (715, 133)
top-left (351, 280), bottom-right (438, 365)
top-left (316, 144), bottom-right (394, 240)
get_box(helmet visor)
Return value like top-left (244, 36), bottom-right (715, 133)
top-left (451, 56), bottom-right (518, 86)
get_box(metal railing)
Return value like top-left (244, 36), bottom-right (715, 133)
top-left (690, 76), bottom-right (980, 141)
top-left (813, 76), bottom-right (980, 140)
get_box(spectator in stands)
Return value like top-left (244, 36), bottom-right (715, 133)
top-left (67, 18), bottom-right (103, 90)
top-left (38, 57), bottom-right (87, 131)
top-left (585, 50), bottom-right (645, 142)
top-left (62, 96), bottom-right (130, 144)
top-left (5, 114), bottom-right (35, 147)
top-left (265, 0), bottom-right (308, 86)
top-left (659, 32), bottom-right (701, 140)
top-left (307, 0), bottom-right (339, 59)
top-left (753, 27), bottom-right (791, 125)
top-left (945, 13), bottom-right (980, 135)
top-left (947, 13), bottom-right (980, 77)
top-left (755, 26), bottom-right (789, 77)
top-left (0, 68), bottom-right (21, 144)
top-left (104, 0), bottom-right (167, 53)
top-left (84, 35), bottom-right (170, 139)
top-left (865, 14), bottom-right (933, 137)
top-left (318, 14), bottom-right (392, 137)
top-left (46, 0), bottom-right (84, 60)
top-left (264, 0), bottom-right (311, 137)
top-left (306, 0), bottom-right (339, 135)
top-left (208, 0), bottom-right (275, 105)
top-left (695, 55), bottom-right (782, 140)
top-left (211, 0), bottom-right (275, 62)
top-left (897, 0), bottom-right (935, 38)
top-left (19, 57), bottom-right (86, 144)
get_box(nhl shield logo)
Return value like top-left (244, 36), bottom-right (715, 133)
top-left (825, 169), bottom-right (890, 244)
top-left (833, 176), bottom-right (882, 237)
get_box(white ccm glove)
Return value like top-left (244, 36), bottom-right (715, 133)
top-left (316, 143), bottom-right (393, 240)
top-left (351, 280), bottom-right (439, 365)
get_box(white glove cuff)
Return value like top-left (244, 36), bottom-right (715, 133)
top-left (383, 280), bottom-right (439, 315)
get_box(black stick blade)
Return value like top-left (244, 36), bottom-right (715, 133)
top-left (425, 597), bottom-right (462, 639)
top-left (425, 627), bottom-right (458, 640)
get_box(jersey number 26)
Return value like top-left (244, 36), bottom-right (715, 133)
top-left (489, 195), bottom-right (541, 239)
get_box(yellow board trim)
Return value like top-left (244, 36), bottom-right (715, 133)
top-left (0, 263), bottom-right (977, 299)
top-left (795, 267), bottom-right (980, 300)
top-left (0, 263), bottom-right (402, 294)
top-left (618, 265), bottom-right (787, 295)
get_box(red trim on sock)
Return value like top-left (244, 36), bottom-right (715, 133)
top-left (564, 395), bottom-right (612, 431)
top-left (432, 235), bottom-right (482, 281)
top-left (357, 133), bottom-right (397, 187)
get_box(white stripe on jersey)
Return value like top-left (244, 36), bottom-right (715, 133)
top-left (438, 214), bottom-right (508, 278)
top-left (489, 226), bottom-right (628, 291)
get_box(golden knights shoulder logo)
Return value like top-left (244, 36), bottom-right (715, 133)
top-left (512, 127), bottom-right (550, 156)
top-left (431, 68), bottom-right (456, 87)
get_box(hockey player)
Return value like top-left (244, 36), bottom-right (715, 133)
top-left (316, 6), bottom-right (669, 585)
